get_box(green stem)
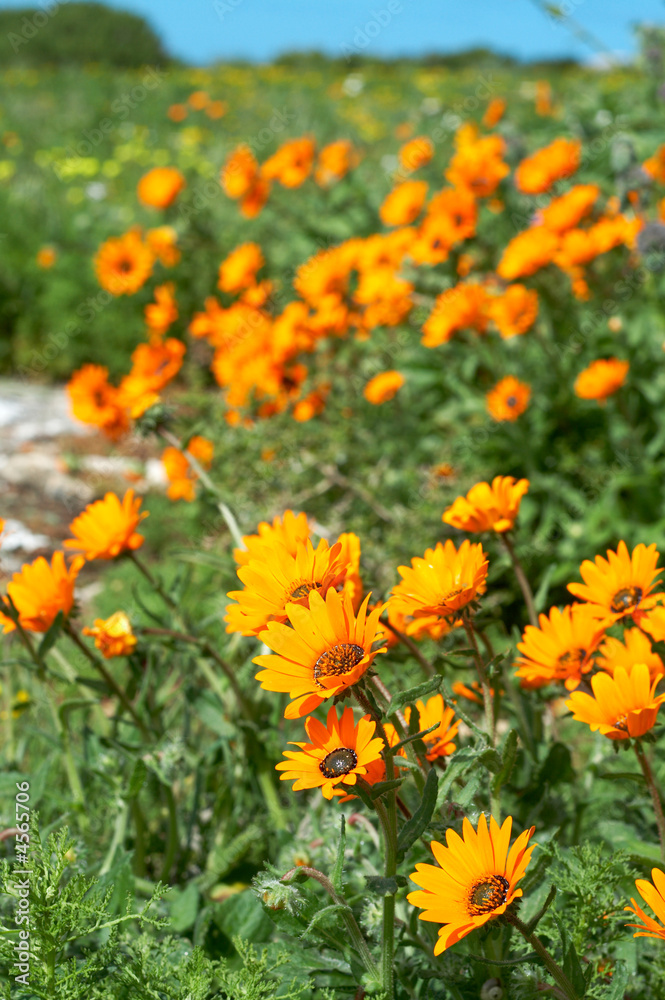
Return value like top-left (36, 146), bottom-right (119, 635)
top-left (161, 785), bottom-right (179, 882)
top-left (159, 428), bottom-right (245, 550)
top-left (282, 866), bottom-right (380, 985)
top-left (65, 625), bottom-right (150, 740)
top-left (373, 748), bottom-right (398, 1000)
top-left (635, 740), bottom-right (665, 863)
top-left (464, 619), bottom-right (500, 819)
top-left (257, 765), bottom-right (288, 831)
top-left (99, 802), bottom-right (129, 875)
top-left (381, 619), bottom-right (435, 676)
top-left (506, 912), bottom-right (581, 1000)
top-left (501, 534), bottom-right (538, 628)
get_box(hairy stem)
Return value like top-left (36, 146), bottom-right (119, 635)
top-left (501, 534), bottom-right (538, 628)
top-left (506, 912), bottom-right (581, 1000)
top-left (635, 740), bottom-right (665, 863)
top-left (463, 619), bottom-right (500, 819)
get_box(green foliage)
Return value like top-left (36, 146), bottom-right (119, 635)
top-left (0, 3), bottom-right (169, 68)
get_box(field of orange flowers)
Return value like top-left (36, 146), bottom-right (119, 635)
top-left (4, 36), bottom-right (665, 998)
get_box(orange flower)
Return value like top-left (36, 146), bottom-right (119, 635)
top-left (488, 285), bottom-right (538, 338)
top-left (187, 90), bottom-right (209, 109)
top-left (2, 552), bottom-right (83, 634)
top-left (497, 227), bottom-right (558, 280)
top-left (535, 80), bottom-right (553, 116)
top-left (83, 611), bottom-right (137, 658)
top-left (145, 282), bottom-right (178, 337)
top-left (574, 358), bottom-right (629, 402)
top-left (540, 184), bottom-right (600, 234)
top-left (167, 103), bottom-right (187, 122)
top-left (64, 490), bottom-right (148, 560)
top-left (95, 230), bottom-right (153, 295)
top-left (445, 127), bottom-right (509, 197)
top-left (315, 140), bottom-right (358, 186)
top-left (422, 284), bottom-right (490, 347)
top-left (486, 376), bottom-right (531, 422)
top-left (205, 99), bottom-right (227, 119)
top-left (162, 436), bottom-right (214, 503)
top-left (226, 537), bottom-right (345, 637)
top-left (262, 137), bottom-right (315, 188)
top-left (218, 242), bottom-right (264, 293)
top-left (482, 97), bottom-right (506, 128)
top-left (254, 588), bottom-right (386, 718)
top-left (398, 136), bottom-right (434, 172)
top-left (379, 180), bottom-right (428, 226)
top-left (443, 476), bottom-right (529, 534)
top-left (137, 167), bottom-right (186, 209)
top-left (643, 145), bottom-right (665, 184)
top-left (36, 246), bottom-right (56, 268)
top-left (276, 705), bottom-right (385, 799)
top-left (67, 364), bottom-right (129, 440)
top-left (235, 510), bottom-right (311, 566)
top-left (407, 814), bottom-right (536, 954)
top-left (515, 137), bottom-right (581, 194)
top-left (391, 539), bottom-right (488, 621)
top-left (404, 694), bottom-right (459, 760)
top-left (565, 663), bottom-right (665, 740)
top-left (625, 868), bottom-right (665, 940)
top-left (514, 603), bottom-right (605, 690)
top-left (292, 386), bottom-right (329, 423)
top-left (240, 176), bottom-right (271, 218)
top-left (146, 225), bottom-right (180, 266)
top-left (363, 370), bottom-right (405, 404)
top-left (125, 338), bottom-right (186, 392)
top-left (567, 541), bottom-right (664, 626)
top-left (597, 628), bottom-right (664, 682)
top-left (221, 144), bottom-right (259, 199)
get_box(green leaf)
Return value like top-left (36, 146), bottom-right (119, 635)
top-left (364, 875), bottom-right (407, 896)
top-left (38, 610), bottom-right (64, 661)
top-left (391, 722), bottom-right (438, 753)
top-left (169, 881), bottom-right (199, 933)
top-left (331, 815), bottom-right (346, 893)
top-left (492, 729), bottom-right (519, 795)
top-left (397, 767), bottom-right (438, 859)
top-left (127, 758), bottom-right (147, 799)
top-left (606, 960), bottom-right (630, 1000)
top-left (370, 778), bottom-right (403, 799)
top-left (553, 915), bottom-right (588, 997)
top-left (388, 675), bottom-right (442, 715)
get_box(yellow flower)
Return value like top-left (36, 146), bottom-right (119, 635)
top-left (83, 612), bottom-right (137, 658)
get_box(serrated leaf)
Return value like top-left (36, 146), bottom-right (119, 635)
top-left (397, 767), bottom-right (438, 859)
top-left (364, 875), bottom-right (406, 896)
top-left (388, 675), bottom-right (442, 715)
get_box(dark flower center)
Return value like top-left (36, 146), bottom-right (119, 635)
top-left (314, 643), bottom-right (365, 686)
top-left (467, 875), bottom-right (510, 915)
top-left (319, 747), bottom-right (358, 779)
top-left (506, 395), bottom-right (517, 407)
top-left (118, 258), bottom-right (133, 273)
top-left (557, 648), bottom-right (586, 668)
top-left (290, 580), bottom-right (321, 601)
top-left (610, 586), bottom-right (643, 614)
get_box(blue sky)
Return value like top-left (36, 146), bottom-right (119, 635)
top-left (2, 0), bottom-right (664, 64)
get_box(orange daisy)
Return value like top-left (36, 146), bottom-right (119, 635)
top-left (226, 537), bottom-right (345, 636)
top-left (567, 541), bottom-right (664, 625)
top-left (486, 377), bottom-right (531, 422)
top-left (565, 663), bottom-right (665, 740)
top-left (407, 814), bottom-right (536, 954)
top-left (262, 137), bottom-right (315, 188)
top-left (36, 246), bottom-right (56, 269)
top-left (482, 97), bottom-right (506, 128)
top-left (574, 358), bottom-right (629, 402)
top-left (254, 588), bottom-right (386, 718)
top-left (83, 611), bottom-right (137, 658)
top-left (146, 225), bottom-right (180, 267)
top-left (540, 184), bottom-right (600, 234)
top-left (497, 227), bottom-right (558, 280)
top-left (514, 603), bottom-right (605, 690)
top-left (399, 136), bottom-right (434, 172)
top-left (145, 282), bottom-right (178, 337)
top-left (625, 868), bottom-right (665, 940)
top-left (94, 230), bottom-right (153, 296)
top-left (221, 144), bottom-right (259, 199)
top-left (422, 284), bottom-right (490, 347)
top-left (379, 180), bottom-right (428, 226)
top-left (404, 694), bottom-right (459, 761)
top-left (315, 140), bottom-right (358, 186)
top-left (162, 436), bottom-right (214, 503)
top-left (64, 490), bottom-right (148, 561)
top-left (515, 137), bottom-right (581, 194)
top-left (137, 166), bottom-right (186, 209)
top-left (363, 370), bottom-right (405, 404)
top-left (442, 476), bottom-right (529, 534)
top-left (2, 552), bottom-right (84, 634)
top-left (234, 510), bottom-right (311, 566)
top-left (597, 628), bottom-right (664, 682)
top-left (390, 539), bottom-right (489, 621)
top-left (67, 364), bottom-right (129, 440)
top-left (276, 705), bottom-right (385, 799)
top-left (488, 285), bottom-right (538, 339)
top-left (218, 242), bottom-right (264, 293)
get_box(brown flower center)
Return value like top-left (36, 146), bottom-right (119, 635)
top-left (290, 580), bottom-right (321, 601)
top-left (467, 874), bottom-right (510, 916)
top-left (506, 395), bottom-right (517, 407)
top-left (319, 747), bottom-right (358, 779)
top-left (610, 586), bottom-right (643, 614)
top-left (557, 648), bottom-right (586, 668)
top-left (313, 643), bottom-right (365, 687)
top-left (440, 586), bottom-right (467, 606)
top-left (118, 258), bottom-right (133, 274)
